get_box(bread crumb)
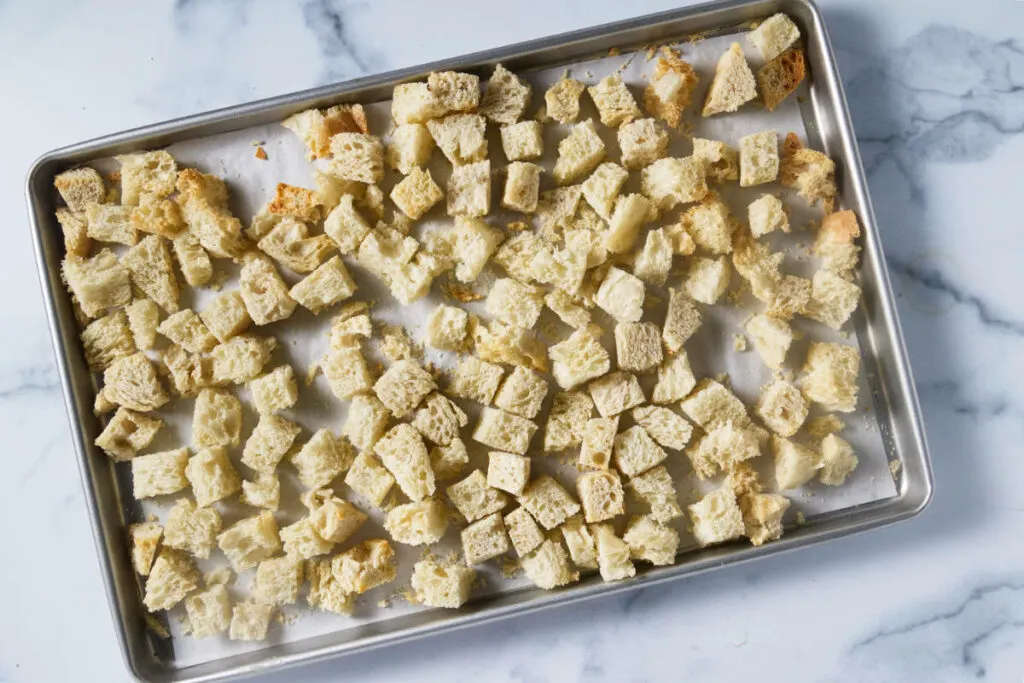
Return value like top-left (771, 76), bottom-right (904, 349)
top-left (889, 460), bottom-right (902, 477)
top-left (144, 614), bottom-right (170, 639)
top-left (733, 334), bottom-right (748, 352)
top-left (796, 511), bottom-right (807, 525)
top-left (507, 221), bottom-right (529, 232)
top-left (609, 47), bottom-right (621, 57)
top-left (442, 279), bottom-right (484, 303)
top-left (255, 146), bottom-right (268, 160)
top-left (305, 361), bottom-right (321, 386)
top-left (500, 557), bottom-right (521, 579)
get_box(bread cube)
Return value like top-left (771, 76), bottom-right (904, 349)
top-left (654, 351), bottom-right (698, 405)
top-left (500, 121), bottom-right (543, 161)
top-left (577, 470), bottom-right (625, 524)
top-left (104, 352), bottom-right (168, 412)
top-left (257, 218), bottom-right (335, 274)
top-left (587, 74), bottom-right (640, 128)
top-left (132, 448), bottom-right (188, 498)
top-left (501, 161), bottom-right (541, 213)
top-left (229, 601), bottom-right (274, 642)
top-left (292, 428), bottom-right (352, 489)
top-left (254, 556), bottom-right (303, 606)
top-left (333, 539), bottom-right (397, 594)
top-left (494, 366), bottom-right (548, 419)
top-left (461, 512), bottom-right (510, 565)
top-left (473, 407), bottom-right (537, 455)
top-left (122, 299), bottom-right (158, 352)
top-left (640, 157), bottom-right (707, 211)
top-left (175, 167), bottom-right (228, 207)
top-left (392, 82), bottom-right (445, 124)
top-left (191, 388), bottom-right (241, 449)
top-left (522, 539), bottom-right (579, 589)
top-left (447, 160), bottom-right (491, 218)
top-left (485, 278), bottom-right (544, 330)
top-left (483, 451), bottom-right (530, 496)
top-left (684, 194), bottom-right (736, 255)
top-left (756, 380), bottom-right (808, 437)
top-left (603, 194), bottom-right (651, 254)
top-left (300, 489), bottom-right (367, 544)
top-left (633, 405), bottom-right (693, 450)
top-left (543, 390), bottom-right (594, 452)
top-left (618, 118), bottom-right (669, 170)
top-left (197, 292), bottom-right (249, 344)
top-left (411, 392), bottom-right (467, 446)
top-left (124, 236), bottom-right (183, 316)
top-left (594, 266), bottom-right (644, 323)
top-left (144, 548), bottom-right (198, 612)
top-left (692, 138), bottom-right (739, 183)
top-left (427, 70), bottom-right (480, 113)
top-left (424, 304), bottom-right (469, 351)
top-left (800, 342), bottom-right (860, 412)
top-left (632, 228), bottom-right (672, 287)
top-left (518, 475), bottom-right (580, 530)
top-left (116, 150), bottom-right (177, 205)
top-left (553, 118), bottom-right (606, 185)
top-left (624, 515), bottom-right (679, 565)
top-left (688, 485), bottom-right (744, 546)
top-left (390, 167), bottom-right (443, 220)
top-left (322, 347), bottom-right (372, 401)
top-left (451, 216), bottom-right (504, 282)
top-left (163, 497), bottom-right (221, 558)
top-left (581, 162), bottom-right (628, 219)
top-left (478, 63), bottom-right (530, 123)
top-left (323, 194), bottom-right (372, 255)
top-left (545, 78), bottom-right (586, 123)
top-left (450, 357), bottom-right (502, 406)
top-left (739, 130), bottom-right (779, 187)
top-left (702, 43), bottom-right (757, 116)
top-left (158, 309), bottom-right (216, 354)
top-left (411, 560), bottom-right (476, 608)
top-left (614, 322), bottom-right (663, 373)
top-left (62, 249), bottom-right (131, 319)
top-left (280, 515), bottom-right (330, 559)
top-left (328, 132), bottom-right (384, 183)
top-left (772, 436), bottom-right (822, 490)
top-left (211, 334), bottom-right (275, 385)
top-left (689, 421), bottom-right (762, 478)
top-left (661, 290), bottom-right (701, 355)
top-left (748, 12), bottom-right (801, 60)
top-left (504, 507), bottom-right (545, 557)
top-left (217, 511), bottom-right (281, 571)
top-left (344, 452), bottom-right (395, 506)
top-left (680, 379), bottom-right (747, 431)
top-left (493, 232), bottom-right (543, 282)
top-left (129, 522), bottom-right (162, 577)
top-left (177, 196), bottom-right (248, 260)
top-left (429, 438), bottom-right (470, 482)
top-left (746, 313), bottom-right (793, 370)
top-left (387, 123), bottom-right (435, 174)
top-left (806, 269), bottom-right (861, 330)
top-left (186, 447), bottom-right (241, 507)
top-left (740, 492), bottom-right (791, 546)
top-left (384, 499), bottom-right (449, 546)
top-left (628, 466), bottom-right (682, 523)
top-left (306, 557), bottom-right (353, 614)
top-left (589, 371), bottom-right (645, 418)
top-left (683, 255), bottom-right (731, 304)
top-left (591, 523), bottom-right (635, 582)
top-left (428, 113), bottom-right (487, 166)
top-left (813, 210), bottom-right (861, 276)
top-left (248, 365), bottom-right (297, 415)
top-left (446, 469), bottom-right (508, 524)
top-left (171, 231), bottom-right (213, 287)
top-left (94, 407), bottom-right (162, 462)
top-left (241, 414), bottom-right (301, 473)
top-left (241, 474), bottom-right (280, 510)
top-left (577, 416), bottom-right (618, 470)
top-left (183, 583), bottom-right (232, 638)
top-left (819, 433), bottom-right (859, 486)
top-left (545, 290), bottom-right (591, 330)
top-left (613, 425), bottom-right (667, 477)
top-left (336, 395), bottom-right (387, 454)
top-left (558, 515), bottom-right (598, 569)
top-left (375, 423), bottom-right (435, 501)
top-left (747, 194), bottom-right (788, 238)
top-left (264, 182), bottom-right (323, 223)
top-left (643, 48), bottom-right (699, 128)
top-left (56, 208), bottom-right (90, 259)
top-left (287, 256), bottom-right (356, 315)
top-left (372, 358), bottom-right (434, 418)
top-left (55, 166), bottom-right (105, 211)
top-left (239, 254), bottom-right (296, 325)
top-left (85, 203), bottom-right (135, 246)
top-left (530, 239), bottom-right (588, 296)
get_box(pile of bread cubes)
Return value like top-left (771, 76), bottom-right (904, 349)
top-left (54, 13), bottom-right (865, 644)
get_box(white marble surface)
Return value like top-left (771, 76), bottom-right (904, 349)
top-left (1, 0), bottom-right (1022, 681)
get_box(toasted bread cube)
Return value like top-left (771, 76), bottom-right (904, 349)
top-left (338, 394), bottom-right (387, 453)
top-left (501, 161), bottom-right (541, 213)
top-left (185, 447), bottom-right (241, 507)
top-left (428, 114), bottom-right (487, 166)
top-left (522, 538), bottom-right (579, 589)
top-left (178, 197), bottom-right (248, 260)
top-left (197, 291), bottom-right (249, 344)
top-left (500, 121), bottom-right (543, 161)
top-left (123, 299), bottom-right (159, 352)
top-left (242, 414), bottom-right (301, 473)
top-left (746, 313), bottom-right (793, 370)
top-left (485, 451), bottom-right (530, 496)
top-left (485, 277), bottom-right (544, 329)
top-left (543, 390), bottom-right (593, 452)
top-left (170, 231), bottom-right (212, 287)
top-left (591, 523), bottom-right (635, 582)
top-left (280, 516), bottom-right (334, 559)
top-left (758, 46), bottom-right (806, 110)
top-left (229, 602), bottom-right (273, 642)
top-left (328, 132), bottom-right (384, 183)
top-left (559, 515), bottom-right (598, 569)
top-left (211, 334), bottom-right (275, 385)
top-left (813, 210), bottom-right (861, 276)
top-left (588, 74), bottom-right (640, 128)
top-left (475, 319), bottom-right (549, 373)
top-left (613, 425), bottom-right (667, 478)
top-left (628, 466), bottom-right (682, 523)
top-left (117, 150), bottom-right (177, 205)
top-left (257, 218), bottom-right (335, 274)
top-left (130, 522), bottom-right (162, 576)
top-left (384, 499), bottom-right (449, 546)
top-left (806, 415), bottom-right (846, 441)
top-left (160, 344), bottom-right (214, 398)
top-left (494, 366), bottom-right (548, 419)
top-left (643, 49), bottom-right (699, 128)
top-left (756, 380), bottom-right (808, 437)
top-left (192, 388), bottom-right (241, 449)
top-left (689, 421), bottom-right (762, 478)
top-left (479, 63), bottom-right (531, 123)
top-left (175, 168), bottom-right (228, 207)
top-left (55, 167), bottom-right (105, 211)
top-left (63, 249), bottom-right (132, 319)
top-left (594, 266), bottom-right (644, 323)
top-left (740, 492), bottom-right (791, 546)
top-left (390, 167), bottom-right (443, 220)
top-left (651, 353), bottom-right (696, 407)
top-left (374, 358), bottom-right (435, 417)
top-left (748, 194), bottom-right (788, 238)
top-left (144, 548), bottom-right (198, 612)
top-left (748, 12), bottom-right (800, 60)
top-left (534, 183), bottom-right (582, 231)
top-left (553, 119), bottom-right (606, 185)
top-left (806, 269), bottom-right (861, 330)
top-left (239, 254), bottom-right (296, 325)
top-left (292, 429), bottom-right (352, 490)
top-left (614, 322), bottom-right (663, 373)
top-left (323, 195), bottom-right (372, 255)
top-left (692, 138), bottom-right (739, 182)
top-left (662, 289), bottom-right (702, 354)
top-left (624, 515), bottom-right (679, 565)
top-left (265, 182), bottom-right (322, 223)
top-left (641, 157), bottom-right (708, 211)
top-left (633, 228), bottom-right (673, 287)
top-left (289, 256), bottom-right (357, 315)
top-left (819, 433), bottom-right (859, 486)
top-left (163, 497), bottom-right (221, 558)
top-left (604, 193), bottom-right (651, 254)
top-left (473, 407), bottom-right (537, 455)
top-left (589, 371), bottom-right (645, 418)
top-left (430, 438), bottom-right (470, 482)
top-left (447, 469), bottom-right (509, 523)
top-left (427, 70), bottom-right (480, 113)
top-left (504, 507), bottom-right (545, 557)
top-left (104, 352), bottom-right (168, 411)
top-left (345, 452), bottom-right (395, 506)
top-left (387, 123), bottom-right (435, 173)
top-left (411, 560), bottom-right (475, 608)
top-left (545, 290), bottom-right (591, 330)
top-left (618, 118), bottom-right (669, 170)
top-left (581, 162), bottom-right (628, 219)
top-left (131, 448), bottom-right (188, 499)
top-left (323, 347), bottom-right (373, 401)
top-left (633, 405), bottom-right (692, 450)
top-left (545, 78), bottom-right (586, 123)
top-left (447, 160), bottom-right (491, 218)
top-left (306, 557), bottom-right (353, 614)
top-left (684, 194), bottom-right (735, 255)
top-left (375, 423), bottom-right (435, 501)
top-left (217, 511), bottom-right (280, 572)
top-left (530, 239), bottom-right (588, 296)
top-left (86, 203), bottom-right (136, 246)
top-left (333, 539), bottom-right (397, 594)
top-left (249, 365), bottom-right (297, 415)
top-left (688, 486), bottom-right (744, 546)
top-left (739, 130), bottom-right (779, 187)
top-left (158, 309), bottom-right (216, 354)
top-left (800, 342), bottom-right (860, 412)
top-left (518, 475), bottom-right (580, 530)
top-left (241, 474), bottom-right (281, 510)
top-left (392, 82), bottom-right (445, 124)
top-left (577, 470), bottom-right (625, 524)
top-left (772, 436), bottom-right (822, 490)
top-left (451, 216), bottom-right (503, 282)
top-left (81, 309), bottom-right (135, 372)
top-left (461, 512), bottom-right (510, 565)
top-left (702, 43), bottom-right (757, 116)
top-left (451, 355), bottom-right (504, 404)
top-left (282, 105), bottom-right (369, 159)
top-left (411, 393), bottom-right (468, 446)
top-left (680, 379), bottom-right (749, 431)
top-left (56, 208), bottom-right (90, 258)
top-left (253, 556), bottom-right (303, 606)
top-left (578, 416), bottom-right (618, 470)
top-left (425, 304), bottom-right (469, 352)
top-left (183, 583), bottom-right (231, 638)
top-left (683, 256), bottom-right (731, 305)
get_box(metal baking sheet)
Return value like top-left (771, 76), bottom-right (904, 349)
top-left (25, 0), bottom-right (932, 681)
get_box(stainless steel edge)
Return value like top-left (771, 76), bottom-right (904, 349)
top-left (26, 0), bottom-right (933, 680)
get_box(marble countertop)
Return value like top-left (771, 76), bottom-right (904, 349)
top-left (2, 0), bottom-right (1022, 681)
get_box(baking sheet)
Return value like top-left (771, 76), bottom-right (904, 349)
top-left (91, 28), bottom-right (898, 668)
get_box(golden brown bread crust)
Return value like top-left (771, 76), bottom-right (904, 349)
top-left (758, 49), bottom-right (806, 111)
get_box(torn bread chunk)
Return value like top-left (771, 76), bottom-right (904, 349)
top-left (805, 269), bottom-right (861, 330)
top-left (200, 291), bottom-right (250, 344)
top-left (814, 210), bottom-right (861, 277)
top-left (257, 218), bottom-right (335, 274)
top-left (292, 428), bottom-right (353, 490)
top-left (680, 379), bottom-right (751, 432)
top-left (289, 256), bottom-right (357, 314)
top-left (473, 408), bottom-right (537, 455)
top-left (322, 347), bottom-right (372, 401)
top-left (144, 548), bottom-right (198, 612)
top-left (104, 353), bottom-right (168, 412)
top-left (634, 228), bottom-right (673, 287)
top-left (461, 512), bottom-right (511, 565)
top-left (780, 133), bottom-right (837, 211)
top-left (588, 74), bottom-right (641, 128)
top-left (652, 352), bottom-right (697, 404)
top-left (118, 151), bottom-right (177, 206)
top-left (333, 539), bottom-right (396, 594)
top-left (772, 436), bottom-right (822, 490)
top-left (425, 304), bottom-right (469, 351)
top-left (306, 558), bottom-right (353, 614)
top-left (479, 64), bottom-right (531, 124)
top-left (748, 194), bottom-right (789, 238)
top-left (254, 556), bottom-right (304, 606)
top-left (819, 433), bottom-right (859, 486)
top-left (595, 266), bottom-right (644, 323)
top-left (241, 474), bottom-right (280, 510)
top-left (130, 522), bottom-right (163, 576)
top-left (549, 328), bottom-right (610, 390)
top-left (641, 157), bottom-right (708, 212)
top-left (487, 451), bottom-right (531, 496)
top-left (342, 394), bottom-right (390, 453)
top-left (386, 123), bottom-right (435, 174)
top-left (628, 466), bottom-right (682, 523)
top-left (545, 290), bottom-right (591, 330)
top-left (500, 120), bottom-right (543, 161)
top-left (613, 425), bottom-right (667, 478)
top-left (604, 193), bottom-right (652, 254)
top-left (624, 515), bottom-right (680, 565)
top-left (618, 118), bottom-right (669, 171)
top-left (428, 71), bottom-right (480, 114)
top-left (632, 405), bottom-right (693, 450)
top-left (375, 424), bottom-right (435, 501)
top-left (374, 358), bottom-right (435, 417)
top-left (756, 379), bottom-right (809, 437)
top-left (157, 309), bottom-right (216, 355)
top-left (579, 416), bottom-right (618, 470)
top-left (229, 602), bottom-right (273, 642)
top-left (494, 366), bottom-right (548, 419)
top-left (800, 342), bottom-right (860, 412)
top-left (172, 231), bottom-right (213, 287)
top-left (391, 82), bottom-right (445, 124)
top-left (518, 475), bottom-right (581, 530)
top-left (683, 255), bottom-right (731, 305)
top-left (589, 369), bottom-right (646, 418)
top-left (543, 390), bottom-right (594, 452)
top-left (447, 469), bottom-right (509, 523)
top-left (56, 208), bottom-right (90, 258)
top-left (81, 309), bottom-right (135, 371)
top-left (411, 560), bottom-right (475, 608)
top-left (745, 313), bottom-right (793, 370)
top-left (241, 414), bottom-right (301, 474)
top-left (689, 485), bottom-right (744, 546)
top-left (450, 216), bottom-right (504, 282)
top-left (390, 167), bottom-right (443, 220)
top-left (501, 161), bottom-right (541, 213)
top-left (384, 499), bottom-right (449, 546)
top-left (86, 204), bottom-right (135, 246)
top-left (177, 197), bottom-right (248, 260)
top-left (249, 365), bottom-right (298, 415)
top-left (132, 196), bottom-right (185, 240)
top-left (759, 48), bottom-right (806, 111)
top-left (504, 507), bottom-right (545, 557)
top-left (163, 498), bottom-right (221, 558)
top-left (63, 249), bottom-right (131, 319)
top-left (447, 160), bottom-right (491, 218)
top-left (161, 344), bottom-right (214, 398)
top-left (643, 48), bottom-right (699, 128)
top-left (132, 448), bottom-right (189, 499)
top-left (553, 119), bottom-right (606, 185)
top-left (281, 516), bottom-right (334, 561)
top-left (328, 133), bottom-right (384, 183)
top-left (265, 182), bottom-right (322, 223)
top-left (345, 452), bottom-right (395, 507)
top-left (683, 193), bottom-right (736, 255)
top-left (591, 523), bottom-right (635, 582)
top-left (428, 114), bottom-right (487, 166)
top-left (748, 12), bottom-right (801, 61)
top-left (739, 130), bottom-right (780, 188)
top-left (95, 407), bottom-right (162, 462)
top-left (692, 138), bottom-right (739, 183)
top-left (451, 355), bottom-right (504, 404)
top-left (55, 167), bottom-right (105, 211)
top-left (186, 447), bottom-right (241, 507)
top-left (582, 162), bottom-right (628, 220)
top-left (411, 392), bottom-right (468, 446)
top-left (430, 437), bottom-right (470, 482)
top-left (125, 299), bottom-right (159, 351)
top-left (485, 277), bottom-right (544, 329)
top-left (303, 489), bottom-right (367, 544)
top-left (688, 421), bottom-right (762, 478)
top-left (239, 254), bottom-right (297, 325)
top-left (577, 470), bottom-right (625, 524)
top-left (702, 42), bottom-right (757, 116)
top-left (559, 515), bottom-right (598, 569)
top-left (282, 105), bottom-right (369, 159)
top-left (545, 78), bottom-right (586, 123)
top-left (662, 289), bottom-right (702, 354)
top-left (740, 492), bottom-right (791, 546)
top-left (324, 194), bottom-right (372, 254)
top-left (192, 388), bottom-right (242, 450)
